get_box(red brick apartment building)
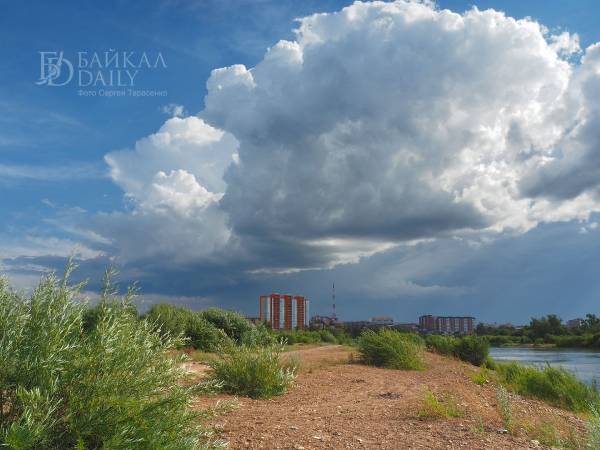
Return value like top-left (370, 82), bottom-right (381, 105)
top-left (419, 315), bottom-right (474, 335)
top-left (259, 294), bottom-right (309, 330)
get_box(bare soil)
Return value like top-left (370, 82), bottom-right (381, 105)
top-left (190, 345), bottom-right (587, 449)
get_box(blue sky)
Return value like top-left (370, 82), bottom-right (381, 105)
top-left (2, 0), bottom-right (600, 324)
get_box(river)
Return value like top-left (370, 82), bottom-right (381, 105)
top-left (490, 347), bottom-right (600, 385)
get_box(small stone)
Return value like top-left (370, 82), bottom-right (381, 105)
top-left (290, 426), bottom-right (298, 430)
top-left (530, 440), bottom-right (540, 447)
top-left (313, 435), bottom-right (323, 440)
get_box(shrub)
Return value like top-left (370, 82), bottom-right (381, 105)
top-left (276, 329), bottom-right (351, 345)
top-left (199, 308), bottom-right (253, 343)
top-left (425, 335), bottom-right (458, 356)
top-left (207, 344), bottom-right (297, 399)
top-left (455, 336), bottom-right (489, 366)
top-left (187, 315), bottom-right (232, 351)
top-left (239, 322), bottom-right (276, 347)
top-left (497, 362), bottom-right (600, 412)
top-left (319, 330), bottom-right (338, 344)
top-left (0, 267), bottom-right (216, 450)
top-left (357, 329), bottom-right (425, 370)
top-left (145, 304), bottom-right (231, 351)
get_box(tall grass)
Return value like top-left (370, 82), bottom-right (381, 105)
top-left (496, 385), bottom-right (512, 431)
top-left (588, 403), bottom-right (600, 448)
top-left (358, 329), bottom-right (425, 370)
top-left (0, 266), bottom-right (219, 450)
top-left (497, 362), bottom-right (600, 412)
top-left (207, 344), bottom-right (297, 399)
top-left (418, 388), bottom-right (463, 419)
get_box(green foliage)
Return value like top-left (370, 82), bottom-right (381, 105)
top-left (199, 308), bottom-right (253, 343)
top-left (425, 335), bottom-right (458, 356)
top-left (357, 329), bottom-right (425, 370)
top-left (476, 313), bottom-right (600, 348)
top-left (454, 336), bottom-right (489, 366)
top-left (0, 267), bottom-right (218, 450)
top-left (528, 314), bottom-right (566, 340)
top-left (418, 388), bottom-right (463, 419)
top-left (483, 355), bottom-right (497, 370)
top-left (497, 362), bottom-right (600, 412)
top-left (277, 328), bottom-right (353, 345)
top-left (239, 322), bottom-right (277, 347)
top-left (496, 385), bottom-right (512, 431)
top-left (470, 367), bottom-right (490, 386)
top-left (524, 422), bottom-right (581, 449)
top-left (425, 335), bottom-right (489, 366)
top-left (588, 402), bottom-right (600, 449)
top-left (145, 303), bottom-right (232, 351)
top-left (207, 344), bottom-right (297, 399)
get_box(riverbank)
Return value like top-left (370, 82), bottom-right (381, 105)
top-left (490, 346), bottom-right (600, 386)
top-left (188, 346), bottom-right (587, 449)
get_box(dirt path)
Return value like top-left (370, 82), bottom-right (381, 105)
top-left (195, 346), bottom-right (586, 449)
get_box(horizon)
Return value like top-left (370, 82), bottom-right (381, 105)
top-left (3, 0), bottom-right (600, 323)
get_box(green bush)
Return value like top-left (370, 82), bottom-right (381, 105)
top-left (187, 315), bottom-right (232, 351)
top-left (276, 329), bottom-right (353, 345)
top-left (357, 329), bottom-right (425, 370)
top-left (425, 335), bottom-right (458, 356)
top-left (207, 344), bottom-right (297, 399)
top-left (239, 322), bottom-right (276, 347)
top-left (145, 303), bottom-right (231, 351)
top-left (319, 330), bottom-right (338, 344)
top-left (199, 308), bottom-right (253, 343)
top-left (455, 336), bottom-right (489, 366)
top-left (0, 268), bottom-right (216, 450)
top-left (497, 362), bottom-right (600, 412)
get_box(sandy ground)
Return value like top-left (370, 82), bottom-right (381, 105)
top-left (189, 345), bottom-right (587, 450)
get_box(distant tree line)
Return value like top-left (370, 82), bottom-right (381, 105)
top-left (475, 314), bottom-right (600, 348)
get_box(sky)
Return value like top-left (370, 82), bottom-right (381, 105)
top-left (2, 0), bottom-right (600, 324)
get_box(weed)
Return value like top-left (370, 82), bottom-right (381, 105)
top-left (588, 402), bottom-right (600, 449)
top-left (418, 388), bottom-right (463, 419)
top-left (208, 344), bottom-right (297, 399)
top-left (473, 415), bottom-right (485, 433)
top-left (470, 367), bottom-right (490, 386)
top-left (496, 385), bottom-right (512, 431)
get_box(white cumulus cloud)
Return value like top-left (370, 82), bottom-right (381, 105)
top-left (93, 0), bottom-right (600, 274)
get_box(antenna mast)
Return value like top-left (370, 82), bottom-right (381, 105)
top-left (332, 282), bottom-right (336, 320)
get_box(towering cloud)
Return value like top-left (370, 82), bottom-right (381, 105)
top-left (97, 0), bottom-right (600, 275)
